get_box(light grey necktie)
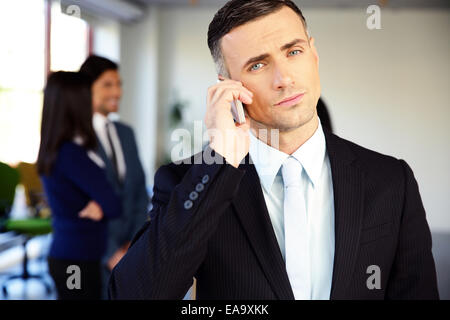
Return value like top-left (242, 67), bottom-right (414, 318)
top-left (105, 122), bottom-right (120, 182)
top-left (281, 156), bottom-right (311, 299)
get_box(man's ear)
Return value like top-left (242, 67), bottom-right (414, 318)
top-left (309, 37), bottom-right (320, 67)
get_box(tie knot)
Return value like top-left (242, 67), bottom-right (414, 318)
top-left (281, 157), bottom-right (303, 188)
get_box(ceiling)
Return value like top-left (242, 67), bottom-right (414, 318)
top-left (62, 0), bottom-right (449, 24)
top-left (130, 0), bottom-right (450, 9)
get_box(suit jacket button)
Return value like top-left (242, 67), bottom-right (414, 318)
top-left (184, 200), bottom-right (193, 210)
top-left (189, 191), bottom-right (198, 200)
top-left (195, 183), bottom-right (204, 192)
top-left (201, 174), bottom-right (209, 184)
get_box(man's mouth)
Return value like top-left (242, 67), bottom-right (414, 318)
top-left (108, 99), bottom-right (119, 107)
top-left (275, 93), bottom-right (305, 107)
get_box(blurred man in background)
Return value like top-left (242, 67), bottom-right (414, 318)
top-left (80, 55), bottom-right (149, 298)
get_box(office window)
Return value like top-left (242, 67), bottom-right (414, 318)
top-left (0, 0), bottom-right (89, 165)
top-left (50, 1), bottom-right (89, 72)
top-left (0, 0), bottom-right (46, 164)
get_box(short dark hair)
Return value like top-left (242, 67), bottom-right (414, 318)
top-left (79, 55), bottom-right (119, 84)
top-left (207, 0), bottom-right (308, 76)
top-left (37, 71), bottom-right (97, 175)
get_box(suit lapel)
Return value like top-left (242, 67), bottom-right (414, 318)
top-left (324, 130), bottom-right (365, 299)
top-left (232, 157), bottom-right (295, 300)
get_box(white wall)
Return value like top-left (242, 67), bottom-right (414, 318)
top-left (156, 7), bottom-right (218, 165)
top-left (118, 7), bottom-right (159, 186)
top-left (92, 18), bottom-right (121, 62)
top-left (151, 7), bottom-right (450, 232)
top-left (304, 8), bottom-right (450, 232)
top-left (83, 12), bottom-right (121, 62)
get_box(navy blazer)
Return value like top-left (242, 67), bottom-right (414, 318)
top-left (97, 121), bottom-right (149, 261)
top-left (41, 142), bottom-right (121, 261)
top-left (109, 129), bottom-right (439, 299)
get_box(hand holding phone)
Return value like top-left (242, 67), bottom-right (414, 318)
top-left (206, 78), bottom-right (253, 167)
top-left (217, 79), bottom-right (246, 124)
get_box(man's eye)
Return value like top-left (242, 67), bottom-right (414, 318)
top-left (250, 63), bottom-right (264, 71)
top-left (288, 49), bottom-right (302, 56)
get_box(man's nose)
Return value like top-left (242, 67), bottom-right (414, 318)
top-left (272, 61), bottom-right (295, 90)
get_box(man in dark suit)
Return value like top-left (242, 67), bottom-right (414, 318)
top-left (109, 0), bottom-right (439, 299)
top-left (79, 56), bottom-right (149, 296)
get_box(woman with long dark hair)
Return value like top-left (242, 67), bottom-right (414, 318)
top-left (37, 71), bottom-right (121, 300)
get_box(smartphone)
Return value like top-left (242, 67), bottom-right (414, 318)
top-left (230, 99), bottom-right (246, 124)
top-left (217, 79), bottom-right (246, 124)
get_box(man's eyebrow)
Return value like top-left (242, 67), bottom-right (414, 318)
top-left (242, 38), bottom-right (308, 70)
top-left (280, 38), bottom-right (308, 51)
top-left (243, 53), bottom-right (270, 70)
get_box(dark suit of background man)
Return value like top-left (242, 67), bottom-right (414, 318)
top-left (109, 0), bottom-right (439, 300)
top-left (79, 56), bottom-right (149, 297)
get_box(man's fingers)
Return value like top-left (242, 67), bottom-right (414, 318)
top-left (210, 87), bottom-right (253, 106)
top-left (217, 82), bottom-right (253, 98)
top-left (208, 81), bottom-right (253, 101)
top-left (213, 90), bottom-right (252, 106)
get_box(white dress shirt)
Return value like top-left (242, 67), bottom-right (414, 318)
top-left (248, 120), bottom-right (335, 299)
top-left (93, 112), bottom-right (126, 181)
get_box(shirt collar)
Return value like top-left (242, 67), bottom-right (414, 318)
top-left (249, 119), bottom-right (326, 192)
top-left (249, 130), bottom-right (288, 193)
top-left (93, 112), bottom-right (110, 132)
top-left (291, 120), bottom-right (326, 188)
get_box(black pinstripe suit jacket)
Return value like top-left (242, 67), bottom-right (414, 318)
top-left (109, 128), bottom-right (439, 300)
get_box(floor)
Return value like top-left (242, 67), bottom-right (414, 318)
top-left (0, 233), bottom-right (194, 300)
top-left (0, 235), bottom-right (56, 300)
top-left (431, 232), bottom-right (450, 300)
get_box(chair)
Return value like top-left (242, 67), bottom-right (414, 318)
top-left (0, 162), bottom-right (19, 224)
top-left (0, 162), bottom-right (53, 297)
top-left (1, 219), bottom-right (53, 297)
top-left (17, 162), bottom-right (51, 218)
top-left (0, 162), bottom-right (23, 264)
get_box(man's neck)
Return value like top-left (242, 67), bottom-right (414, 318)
top-left (95, 111), bottom-right (109, 118)
top-left (251, 115), bottom-right (319, 155)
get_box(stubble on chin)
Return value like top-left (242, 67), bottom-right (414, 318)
top-left (251, 103), bottom-right (314, 133)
